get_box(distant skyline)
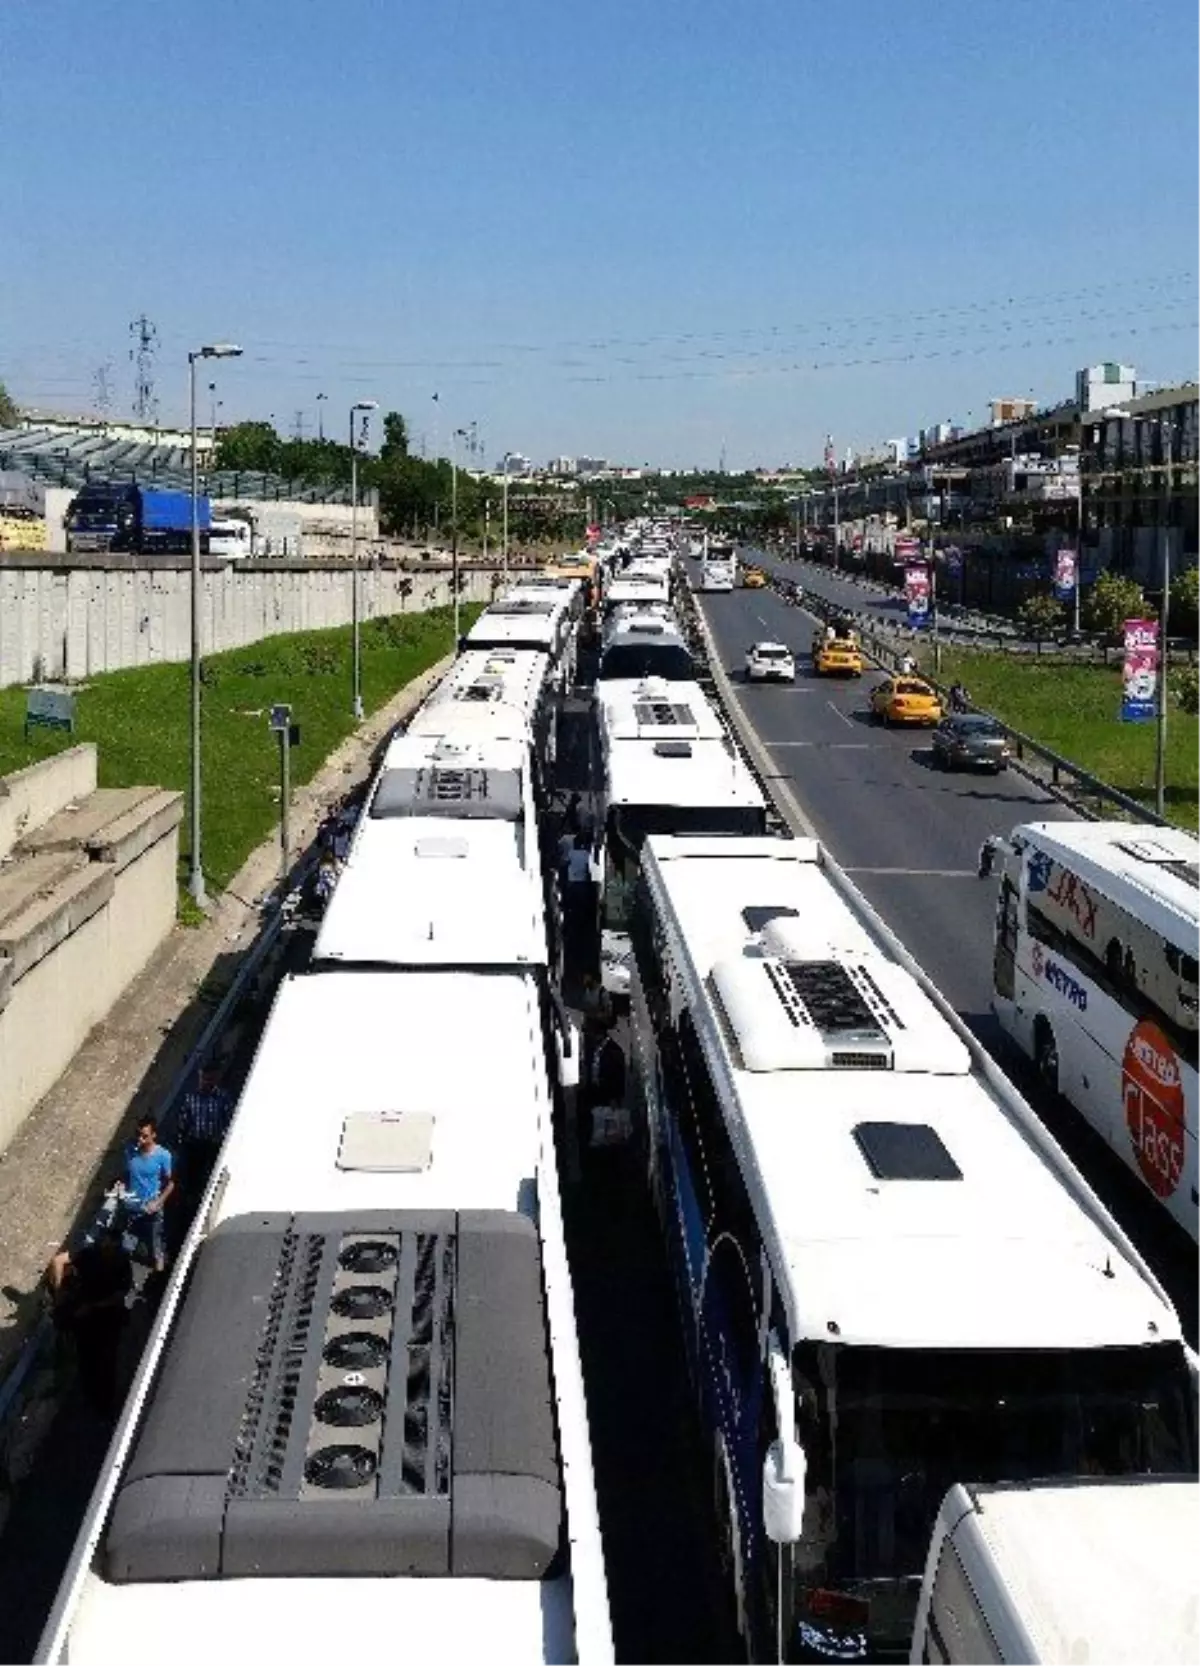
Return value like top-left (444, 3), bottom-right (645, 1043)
top-left (4, 0), bottom-right (1196, 469)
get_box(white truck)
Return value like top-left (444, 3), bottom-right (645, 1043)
top-left (911, 1476), bottom-right (1199, 1664)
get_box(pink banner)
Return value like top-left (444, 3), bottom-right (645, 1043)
top-left (1121, 617), bottom-right (1158, 723)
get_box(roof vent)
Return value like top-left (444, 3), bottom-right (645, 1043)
top-left (853, 1121), bottom-right (962, 1181)
top-left (1114, 839), bottom-right (1199, 889)
top-left (653, 739), bottom-right (693, 758)
top-left (635, 700), bottom-right (695, 728)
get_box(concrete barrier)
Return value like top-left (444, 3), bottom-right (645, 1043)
top-left (0, 744), bottom-right (98, 861)
top-left (0, 758), bottom-right (183, 1152)
top-left (0, 557), bottom-right (500, 689)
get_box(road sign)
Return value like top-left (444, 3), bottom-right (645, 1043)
top-left (25, 687), bottom-right (75, 739)
top-left (269, 704), bottom-right (292, 733)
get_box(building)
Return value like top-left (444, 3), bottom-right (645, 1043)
top-left (499, 451), bottom-right (532, 477)
top-left (989, 398), bottom-right (1037, 426)
top-left (546, 456), bottom-right (577, 476)
top-left (1075, 363), bottom-right (1137, 414)
top-left (575, 456), bottom-right (608, 477)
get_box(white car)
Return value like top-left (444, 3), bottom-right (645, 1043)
top-left (745, 641), bottom-right (796, 682)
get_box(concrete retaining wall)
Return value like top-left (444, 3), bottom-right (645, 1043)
top-left (0, 745), bottom-right (98, 861)
top-left (0, 558), bottom-right (499, 689)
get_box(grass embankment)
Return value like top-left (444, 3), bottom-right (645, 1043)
top-left (930, 649), bottom-right (1198, 830)
top-left (0, 605), bottom-right (481, 895)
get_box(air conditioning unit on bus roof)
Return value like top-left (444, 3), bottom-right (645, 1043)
top-left (711, 920), bottom-right (971, 1076)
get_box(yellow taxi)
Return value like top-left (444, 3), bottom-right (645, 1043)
top-left (742, 565), bottom-right (767, 590)
top-left (869, 675), bottom-right (943, 726)
top-left (813, 631), bottom-right (864, 677)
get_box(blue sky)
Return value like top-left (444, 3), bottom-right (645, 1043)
top-left (3, 0), bottom-right (1196, 468)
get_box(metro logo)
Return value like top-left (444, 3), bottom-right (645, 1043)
top-left (1123, 1020), bottom-right (1185, 1198)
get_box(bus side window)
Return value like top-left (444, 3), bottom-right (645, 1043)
top-left (922, 1541), bottom-right (1003, 1666)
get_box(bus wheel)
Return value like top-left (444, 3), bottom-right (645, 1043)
top-left (714, 1433), bottom-right (748, 1648)
top-left (1034, 1019), bottom-right (1059, 1096)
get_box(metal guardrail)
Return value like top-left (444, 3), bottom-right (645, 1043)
top-left (0, 899), bottom-right (291, 1448)
top-left (764, 573), bottom-right (1171, 828)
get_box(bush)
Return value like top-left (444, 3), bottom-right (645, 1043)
top-left (1083, 570), bottom-right (1146, 640)
top-left (1018, 592), bottom-right (1063, 638)
top-left (1170, 566), bottom-right (1198, 641)
top-left (1175, 665), bottom-right (1199, 715)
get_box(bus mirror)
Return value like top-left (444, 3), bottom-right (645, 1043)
top-left (762, 1437), bottom-right (806, 1544)
top-left (555, 1015), bottom-right (581, 1092)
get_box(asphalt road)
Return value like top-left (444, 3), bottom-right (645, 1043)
top-left (692, 561), bottom-right (1197, 1331)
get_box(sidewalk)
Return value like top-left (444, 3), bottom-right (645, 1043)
top-left (0, 654), bottom-right (451, 1383)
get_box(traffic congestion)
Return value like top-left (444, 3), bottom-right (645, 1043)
top-left (27, 521), bottom-right (1198, 1666)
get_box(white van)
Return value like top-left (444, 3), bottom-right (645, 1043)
top-left (911, 1476), bottom-right (1199, 1664)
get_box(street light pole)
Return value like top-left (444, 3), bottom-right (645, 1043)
top-left (349, 400), bottom-right (378, 720)
top-left (1155, 425), bottom-right (1173, 818)
top-left (187, 341), bottom-right (242, 907)
top-left (501, 471), bottom-right (509, 581)
top-left (451, 427), bottom-right (469, 649)
top-left (316, 392), bottom-right (327, 443)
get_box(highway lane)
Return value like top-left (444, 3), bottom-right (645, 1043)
top-left (696, 572), bottom-right (1071, 1020)
top-left (692, 565), bottom-right (1197, 1328)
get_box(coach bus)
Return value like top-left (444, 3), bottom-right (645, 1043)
top-left (628, 833), bottom-right (1194, 1662)
top-left (983, 819), bottom-right (1198, 1241)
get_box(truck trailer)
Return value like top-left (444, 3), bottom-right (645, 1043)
top-left (65, 483), bottom-right (210, 555)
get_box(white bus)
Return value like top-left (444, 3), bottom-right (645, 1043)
top-left (910, 1476), bottom-right (1199, 1664)
top-left (38, 969), bottom-right (612, 1665)
top-left (464, 592), bottom-right (577, 686)
top-left (596, 613), bottom-right (694, 685)
top-left (595, 703), bottom-right (767, 994)
top-left (314, 728), bottom-right (549, 972)
top-left (984, 821), bottom-right (1198, 1241)
top-left (407, 646), bottom-right (557, 773)
top-left (628, 834), bottom-right (1195, 1663)
top-left (698, 539), bottom-right (737, 592)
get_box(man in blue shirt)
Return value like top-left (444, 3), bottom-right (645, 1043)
top-left (115, 1116), bottom-right (175, 1272)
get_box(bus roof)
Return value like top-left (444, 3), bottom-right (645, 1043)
top-left (597, 678), bottom-right (728, 748)
top-left (1013, 820), bottom-right (1198, 940)
top-left (313, 731), bottom-right (545, 968)
top-left (605, 735), bottom-right (765, 813)
top-left (641, 835), bottom-right (1181, 1352)
top-left (219, 969), bottom-right (546, 1218)
top-left (407, 647), bottom-right (550, 743)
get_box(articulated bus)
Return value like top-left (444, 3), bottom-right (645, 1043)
top-left (985, 820), bottom-right (1198, 1241)
top-left (628, 835), bottom-right (1194, 1663)
top-left (39, 609), bottom-right (610, 1665)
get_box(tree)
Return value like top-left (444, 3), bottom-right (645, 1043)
top-left (1018, 592), bottom-right (1064, 640)
top-left (0, 378), bottom-right (19, 428)
top-left (1169, 565), bottom-right (1198, 641)
top-left (1083, 570), bottom-right (1146, 640)
top-left (212, 420), bottom-right (283, 474)
top-left (381, 411), bottom-right (410, 461)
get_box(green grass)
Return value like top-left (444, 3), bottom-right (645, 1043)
top-left (0, 605), bottom-right (480, 897)
top-left (928, 648), bottom-right (1198, 830)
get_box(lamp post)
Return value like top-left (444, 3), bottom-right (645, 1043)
top-left (501, 469), bottom-right (510, 581)
top-left (350, 400), bottom-right (378, 720)
top-left (316, 392), bottom-right (327, 443)
top-left (188, 341), bottom-right (242, 907)
top-left (452, 426), bottom-right (469, 649)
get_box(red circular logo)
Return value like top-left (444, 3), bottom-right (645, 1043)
top-left (1123, 1020), bottom-right (1185, 1199)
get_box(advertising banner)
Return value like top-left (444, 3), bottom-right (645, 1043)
top-left (1121, 617), bottom-right (1158, 723)
top-left (1053, 546), bottom-right (1078, 600)
top-left (894, 533), bottom-right (920, 564)
top-left (905, 565), bottom-right (931, 629)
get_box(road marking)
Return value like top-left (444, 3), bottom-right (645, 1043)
top-left (845, 866), bottom-right (978, 878)
top-left (826, 699), bottom-right (855, 728)
top-left (764, 740), bottom-right (872, 749)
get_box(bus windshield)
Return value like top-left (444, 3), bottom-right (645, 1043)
top-left (816, 1342), bottom-right (1195, 1585)
top-left (603, 803), bottom-right (767, 929)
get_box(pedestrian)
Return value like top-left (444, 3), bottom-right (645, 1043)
top-left (177, 1066), bottom-right (234, 1209)
top-left (113, 1117), bottom-right (175, 1273)
top-left (563, 792), bottom-right (583, 839)
top-left (314, 849), bottom-right (340, 908)
top-left (899, 652), bottom-right (917, 676)
top-left (949, 681), bottom-right (970, 712)
top-left (46, 1229), bottom-right (132, 1418)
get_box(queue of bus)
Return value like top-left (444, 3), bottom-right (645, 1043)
top-left (38, 522), bottom-right (1198, 1666)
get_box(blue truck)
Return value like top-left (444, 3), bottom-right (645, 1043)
top-left (65, 483), bottom-right (211, 555)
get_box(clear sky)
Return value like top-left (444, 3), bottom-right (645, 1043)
top-left (3, 0), bottom-right (1196, 469)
